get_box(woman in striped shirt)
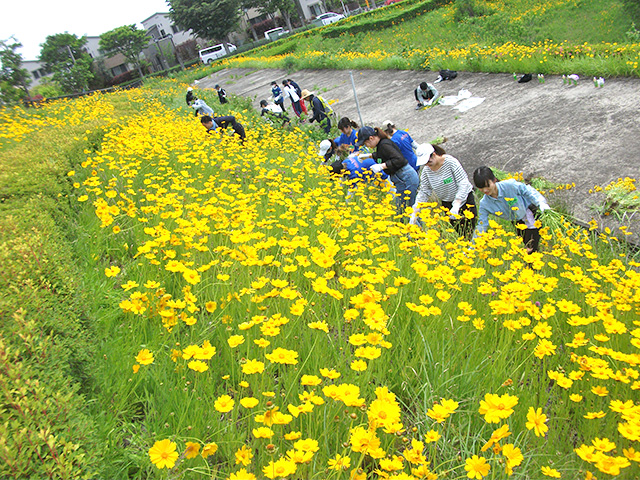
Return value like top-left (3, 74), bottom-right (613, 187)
top-left (410, 143), bottom-right (477, 238)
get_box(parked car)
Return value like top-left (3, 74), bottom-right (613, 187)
top-left (199, 43), bottom-right (237, 64)
top-left (312, 12), bottom-right (346, 27)
top-left (264, 27), bottom-right (290, 41)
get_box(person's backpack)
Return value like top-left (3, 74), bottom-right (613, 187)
top-left (518, 73), bottom-right (533, 83)
top-left (439, 69), bottom-right (458, 80)
top-left (317, 95), bottom-right (334, 116)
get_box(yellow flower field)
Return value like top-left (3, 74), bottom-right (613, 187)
top-left (2, 81), bottom-right (639, 478)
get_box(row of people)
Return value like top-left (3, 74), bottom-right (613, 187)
top-left (321, 118), bottom-right (549, 252)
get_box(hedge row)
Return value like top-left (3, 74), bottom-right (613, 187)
top-left (321, 0), bottom-right (449, 38)
top-left (0, 126), bottom-right (102, 479)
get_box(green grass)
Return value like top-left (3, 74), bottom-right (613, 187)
top-left (212, 0), bottom-right (640, 77)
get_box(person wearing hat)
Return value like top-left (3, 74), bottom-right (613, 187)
top-left (186, 87), bottom-right (196, 106)
top-left (282, 80), bottom-right (302, 117)
top-left (473, 166), bottom-right (550, 253)
top-left (382, 120), bottom-right (418, 171)
top-left (415, 82), bottom-right (439, 109)
top-left (214, 84), bottom-right (228, 104)
top-left (411, 144), bottom-right (477, 239)
top-left (356, 126), bottom-right (419, 219)
top-left (270, 81), bottom-right (285, 113)
top-left (260, 99), bottom-right (290, 127)
top-left (301, 89), bottom-right (331, 134)
top-left (318, 139), bottom-right (338, 162)
top-left (200, 114), bottom-right (246, 142)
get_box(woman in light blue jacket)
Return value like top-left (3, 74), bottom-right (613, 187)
top-left (473, 166), bottom-right (550, 253)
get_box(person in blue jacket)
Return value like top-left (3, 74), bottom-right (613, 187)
top-left (271, 81), bottom-right (285, 112)
top-left (382, 120), bottom-right (418, 171)
top-left (333, 117), bottom-right (359, 155)
top-left (473, 166), bottom-right (550, 253)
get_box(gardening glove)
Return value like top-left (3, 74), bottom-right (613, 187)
top-left (539, 201), bottom-right (551, 212)
top-left (449, 199), bottom-right (463, 219)
top-left (358, 153), bottom-right (372, 160)
top-left (369, 163), bottom-right (385, 174)
top-left (409, 203), bottom-right (421, 225)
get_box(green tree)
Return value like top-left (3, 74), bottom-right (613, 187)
top-left (99, 25), bottom-right (149, 79)
top-left (169, 0), bottom-right (242, 54)
top-left (0, 38), bottom-right (31, 104)
top-left (39, 33), bottom-right (93, 94)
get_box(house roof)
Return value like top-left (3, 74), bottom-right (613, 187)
top-left (141, 12), bottom-right (171, 24)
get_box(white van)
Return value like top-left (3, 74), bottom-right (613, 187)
top-left (264, 27), bottom-right (289, 41)
top-left (199, 43), bottom-right (237, 64)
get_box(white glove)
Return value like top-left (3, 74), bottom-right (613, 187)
top-left (450, 199), bottom-right (462, 217)
top-left (409, 204), bottom-right (420, 225)
top-left (539, 202), bottom-right (551, 212)
top-left (370, 163), bottom-right (385, 174)
top-left (358, 153), bottom-right (372, 159)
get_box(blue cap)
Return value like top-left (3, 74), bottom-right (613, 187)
top-left (355, 126), bottom-right (375, 146)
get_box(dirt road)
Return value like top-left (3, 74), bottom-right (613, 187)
top-left (199, 68), bottom-right (640, 241)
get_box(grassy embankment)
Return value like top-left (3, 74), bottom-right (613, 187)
top-left (1, 72), bottom-right (640, 480)
top-left (217, 0), bottom-right (640, 77)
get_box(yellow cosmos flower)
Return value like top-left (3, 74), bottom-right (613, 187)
top-left (328, 453), bottom-right (351, 471)
top-left (201, 442), bottom-right (218, 459)
top-left (105, 266), bottom-right (121, 277)
top-left (541, 466), bottom-right (561, 477)
top-left (242, 359), bottom-right (265, 374)
top-left (214, 394), bottom-right (235, 412)
top-left (235, 445), bottom-right (253, 466)
top-left (240, 397), bottom-right (259, 408)
top-left (478, 393), bottom-right (519, 423)
top-left (184, 441), bottom-right (200, 459)
top-left (262, 457), bottom-right (297, 479)
top-left (188, 360), bottom-right (208, 372)
top-left (351, 359), bottom-right (368, 371)
top-left (525, 407), bottom-right (549, 437)
top-left (228, 335), bottom-right (245, 348)
top-left (135, 348), bottom-right (154, 365)
top-left (465, 455), bottom-right (490, 479)
top-left (148, 439), bottom-right (179, 469)
top-left (252, 426), bottom-right (274, 438)
top-left (228, 468), bottom-right (256, 480)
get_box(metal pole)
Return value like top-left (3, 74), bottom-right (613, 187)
top-left (350, 71), bottom-right (364, 127)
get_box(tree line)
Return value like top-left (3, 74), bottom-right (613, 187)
top-left (1, 0), bottom-right (344, 102)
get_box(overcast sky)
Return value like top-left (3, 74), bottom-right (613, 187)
top-left (1, 0), bottom-right (171, 60)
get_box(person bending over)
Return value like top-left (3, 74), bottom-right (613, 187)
top-left (200, 114), bottom-right (246, 142)
top-left (473, 166), bottom-right (550, 253)
top-left (411, 143), bottom-right (477, 239)
top-left (301, 90), bottom-right (331, 134)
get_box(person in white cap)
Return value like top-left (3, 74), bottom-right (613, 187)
top-left (318, 139), bottom-right (338, 162)
top-left (186, 87), bottom-right (196, 106)
top-left (411, 143), bottom-right (476, 239)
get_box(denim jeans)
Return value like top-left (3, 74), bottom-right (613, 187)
top-left (390, 164), bottom-right (419, 219)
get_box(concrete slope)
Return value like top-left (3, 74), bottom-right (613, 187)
top-left (199, 68), bottom-right (640, 240)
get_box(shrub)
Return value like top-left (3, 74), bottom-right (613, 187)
top-left (321, 0), bottom-right (449, 38)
